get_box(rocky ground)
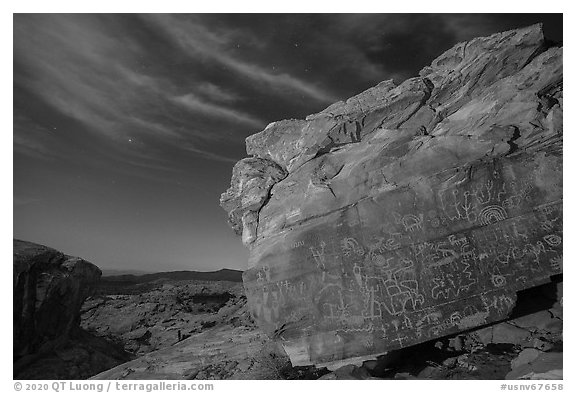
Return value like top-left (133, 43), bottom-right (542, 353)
top-left (84, 278), bottom-right (328, 380)
top-left (81, 280), bottom-right (248, 355)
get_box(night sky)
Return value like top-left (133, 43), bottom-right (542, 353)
top-left (13, 14), bottom-right (563, 272)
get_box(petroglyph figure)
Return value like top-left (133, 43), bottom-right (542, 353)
top-left (472, 180), bottom-right (495, 204)
top-left (491, 269), bottom-right (507, 288)
top-left (341, 237), bottom-right (365, 256)
top-left (262, 265), bottom-right (271, 281)
top-left (541, 219), bottom-right (557, 231)
top-left (543, 234), bottom-right (562, 247)
top-left (310, 241), bottom-right (327, 269)
top-left (448, 234), bottom-right (468, 247)
top-left (393, 212), bottom-right (424, 232)
top-left (478, 205), bottom-right (508, 225)
top-left (550, 256), bottom-right (563, 271)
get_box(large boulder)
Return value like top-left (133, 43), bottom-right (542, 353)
top-left (14, 239), bottom-right (102, 358)
top-left (13, 240), bottom-right (131, 379)
top-left (220, 24), bottom-right (562, 368)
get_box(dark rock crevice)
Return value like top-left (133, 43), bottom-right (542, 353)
top-left (506, 126), bottom-right (522, 155)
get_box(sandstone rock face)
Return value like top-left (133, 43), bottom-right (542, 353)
top-left (14, 239), bottom-right (102, 358)
top-left (13, 240), bottom-right (131, 379)
top-left (221, 24), bottom-right (563, 368)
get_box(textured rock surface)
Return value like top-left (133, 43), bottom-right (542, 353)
top-left (221, 24), bottom-right (562, 367)
top-left (13, 240), bottom-right (131, 379)
top-left (14, 239), bottom-right (102, 358)
top-left (90, 305), bottom-right (329, 380)
top-left (81, 280), bottom-right (249, 355)
top-left (88, 278), bottom-right (330, 380)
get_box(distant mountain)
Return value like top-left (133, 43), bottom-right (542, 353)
top-left (102, 268), bottom-right (243, 283)
top-left (101, 269), bottom-right (157, 276)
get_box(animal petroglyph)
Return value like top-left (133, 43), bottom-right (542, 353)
top-left (393, 212), bottom-right (424, 232)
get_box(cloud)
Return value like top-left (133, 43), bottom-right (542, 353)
top-left (14, 15), bottom-right (148, 139)
top-left (13, 115), bottom-right (57, 160)
top-left (145, 14), bottom-right (339, 104)
top-left (13, 14), bottom-right (268, 167)
top-left (182, 145), bottom-right (238, 164)
top-left (196, 83), bottom-right (240, 103)
top-left (172, 93), bottom-right (266, 129)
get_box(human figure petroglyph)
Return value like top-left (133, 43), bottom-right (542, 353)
top-left (310, 241), bottom-right (327, 269)
top-left (310, 241), bottom-right (337, 282)
top-left (256, 271), bottom-right (265, 283)
top-left (263, 265), bottom-right (271, 281)
top-left (351, 262), bottom-right (366, 288)
top-left (362, 284), bottom-right (382, 320)
top-left (460, 191), bottom-right (478, 223)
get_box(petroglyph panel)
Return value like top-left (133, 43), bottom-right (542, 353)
top-left (244, 153), bottom-right (562, 365)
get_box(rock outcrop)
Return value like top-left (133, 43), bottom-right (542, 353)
top-left (81, 280), bottom-right (249, 355)
top-left (13, 240), bottom-right (131, 379)
top-left (221, 24), bottom-right (562, 368)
